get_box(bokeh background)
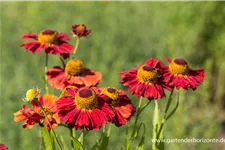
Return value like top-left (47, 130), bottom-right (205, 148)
top-left (1, 1), bottom-right (225, 150)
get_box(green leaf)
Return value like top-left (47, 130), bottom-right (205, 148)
top-left (98, 133), bottom-right (110, 150)
top-left (71, 136), bottom-right (82, 150)
top-left (91, 125), bottom-right (111, 150)
top-left (130, 123), bottom-right (145, 140)
top-left (60, 136), bottom-right (68, 150)
top-left (78, 131), bottom-right (84, 143)
top-left (135, 123), bottom-right (146, 150)
top-left (40, 127), bottom-right (54, 150)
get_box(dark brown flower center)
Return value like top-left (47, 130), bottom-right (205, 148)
top-left (107, 88), bottom-right (116, 93)
top-left (137, 65), bottom-right (158, 83)
top-left (169, 58), bottom-right (189, 75)
top-left (75, 89), bottom-right (97, 110)
top-left (65, 59), bottom-right (85, 76)
top-left (102, 88), bottom-right (120, 106)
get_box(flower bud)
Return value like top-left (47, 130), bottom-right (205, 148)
top-left (23, 88), bottom-right (40, 102)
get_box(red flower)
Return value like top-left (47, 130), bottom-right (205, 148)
top-left (119, 58), bottom-right (172, 100)
top-left (46, 59), bottom-right (102, 90)
top-left (161, 58), bottom-right (205, 90)
top-left (100, 87), bottom-right (136, 127)
top-left (21, 29), bottom-right (74, 58)
top-left (0, 144), bottom-right (8, 150)
top-left (14, 105), bottom-right (42, 128)
top-left (56, 87), bottom-right (115, 130)
top-left (31, 94), bottom-right (61, 130)
top-left (71, 24), bottom-right (91, 38)
top-left (14, 94), bottom-right (60, 130)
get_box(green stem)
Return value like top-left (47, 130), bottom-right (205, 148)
top-left (164, 88), bottom-right (174, 114)
top-left (70, 128), bottom-right (75, 149)
top-left (131, 97), bottom-right (143, 137)
top-left (44, 53), bottom-right (49, 94)
top-left (103, 124), bottom-right (106, 133)
top-left (72, 37), bottom-right (80, 58)
top-left (35, 99), bottom-right (62, 150)
top-left (156, 88), bottom-right (174, 140)
top-left (152, 100), bottom-right (159, 150)
top-left (125, 124), bottom-right (130, 150)
top-left (82, 128), bottom-right (85, 150)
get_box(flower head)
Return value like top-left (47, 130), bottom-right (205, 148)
top-left (100, 87), bottom-right (136, 127)
top-left (31, 94), bottom-right (61, 130)
top-left (14, 105), bottom-right (42, 128)
top-left (119, 58), bottom-right (172, 100)
top-left (14, 94), bottom-right (60, 130)
top-left (46, 59), bottom-right (102, 90)
top-left (56, 87), bottom-right (114, 130)
top-left (71, 24), bottom-right (91, 38)
top-left (161, 58), bottom-right (205, 90)
top-left (21, 29), bottom-right (74, 58)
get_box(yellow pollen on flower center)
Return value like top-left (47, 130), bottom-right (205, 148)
top-left (38, 30), bottom-right (57, 45)
top-left (102, 88), bottom-right (120, 106)
top-left (37, 107), bottom-right (54, 116)
top-left (137, 65), bottom-right (158, 83)
top-left (169, 58), bottom-right (189, 75)
top-left (65, 59), bottom-right (85, 76)
top-left (75, 89), bottom-right (97, 110)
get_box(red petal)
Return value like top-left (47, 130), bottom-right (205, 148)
top-left (21, 42), bottom-right (43, 53)
top-left (57, 32), bottom-right (70, 41)
top-left (21, 32), bottom-right (38, 40)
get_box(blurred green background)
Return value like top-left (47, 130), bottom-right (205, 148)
top-left (1, 1), bottom-right (225, 150)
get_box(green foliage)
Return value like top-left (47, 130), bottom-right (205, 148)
top-left (60, 136), bottom-right (68, 150)
top-left (71, 136), bottom-right (83, 150)
top-left (92, 126), bottom-right (111, 150)
top-left (41, 127), bottom-right (55, 150)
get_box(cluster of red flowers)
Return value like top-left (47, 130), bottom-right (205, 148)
top-left (14, 24), bottom-right (205, 133)
top-left (14, 24), bottom-right (136, 131)
top-left (120, 58), bottom-right (205, 100)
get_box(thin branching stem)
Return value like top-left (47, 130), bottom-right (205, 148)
top-left (131, 96), bottom-right (143, 137)
top-left (35, 99), bottom-right (62, 150)
top-left (156, 88), bottom-right (174, 140)
top-left (44, 53), bottom-right (49, 94)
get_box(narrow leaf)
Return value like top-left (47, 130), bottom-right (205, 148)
top-left (91, 126), bottom-right (111, 150)
top-left (71, 136), bottom-right (82, 150)
top-left (135, 123), bottom-right (146, 150)
top-left (78, 131), bottom-right (83, 143)
top-left (130, 123), bottom-right (145, 140)
top-left (41, 127), bottom-right (54, 150)
top-left (60, 136), bottom-right (68, 150)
